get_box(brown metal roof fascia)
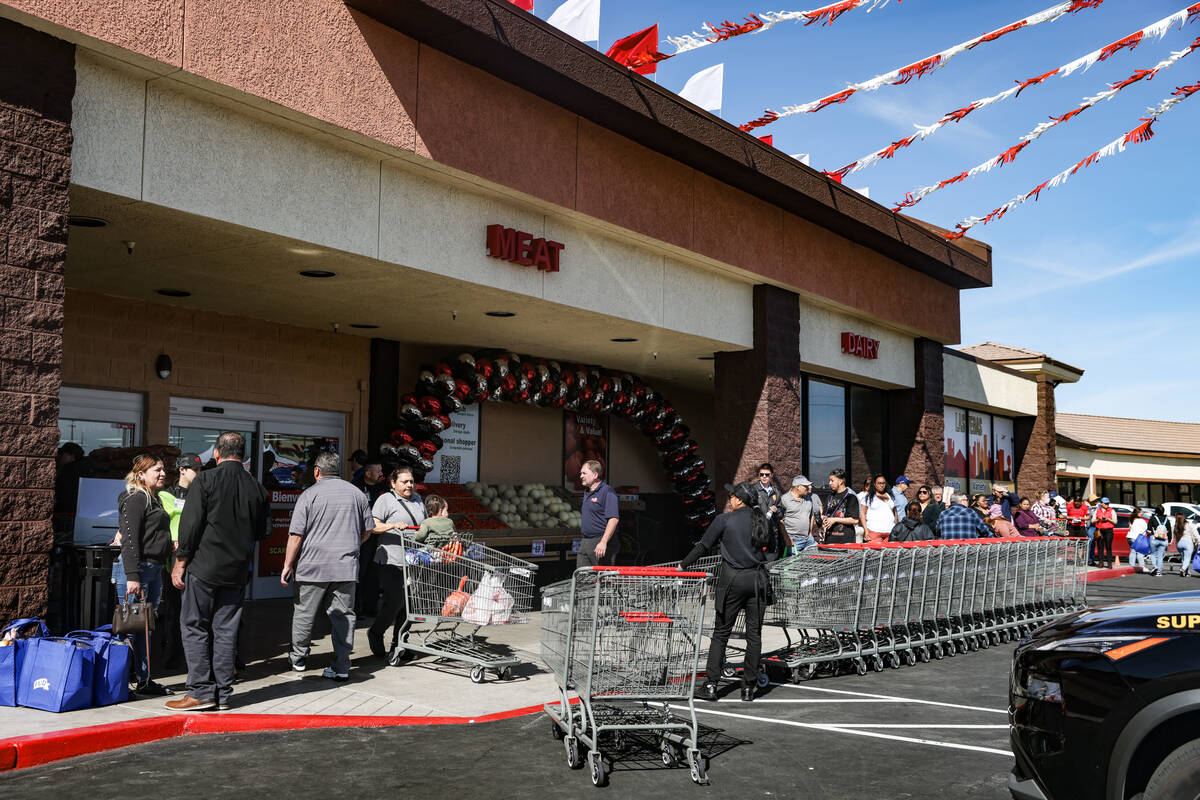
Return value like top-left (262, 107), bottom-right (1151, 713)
top-left (986, 355), bottom-right (1086, 378)
top-left (943, 347), bottom-right (1035, 382)
top-left (346, 0), bottom-right (992, 290)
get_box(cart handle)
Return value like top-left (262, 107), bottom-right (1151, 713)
top-left (590, 566), bottom-right (709, 578)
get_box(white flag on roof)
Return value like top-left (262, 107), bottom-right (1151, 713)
top-left (547, 0), bottom-right (600, 42)
top-left (679, 63), bottom-right (724, 112)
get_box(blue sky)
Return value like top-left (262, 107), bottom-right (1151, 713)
top-left (532, 0), bottom-right (1200, 422)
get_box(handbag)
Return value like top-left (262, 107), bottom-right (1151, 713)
top-left (440, 575), bottom-right (471, 618)
top-left (1, 618), bottom-right (48, 706)
top-left (16, 636), bottom-right (96, 712)
top-left (112, 592), bottom-right (156, 636)
top-left (67, 627), bottom-right (131, 706)
top-left (1131, 532), bottom-right (1152, 556)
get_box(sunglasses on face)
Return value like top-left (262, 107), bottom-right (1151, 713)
top-left (918, 490), bottom-right (929, 495)
top-left (759, 472), bottom-right (772, 477)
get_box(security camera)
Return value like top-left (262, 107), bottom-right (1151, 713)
top-left (122, 240), bottom-right (136, 255)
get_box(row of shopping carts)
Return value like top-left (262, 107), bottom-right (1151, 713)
top-left (763, 536), bottom-right (1088, 682)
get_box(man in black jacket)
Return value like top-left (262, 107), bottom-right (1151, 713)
top-left (166, 432), bottom-right (269, 711)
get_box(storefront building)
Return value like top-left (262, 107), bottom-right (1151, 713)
top-left (1, 0), bottom-right (1065, 619)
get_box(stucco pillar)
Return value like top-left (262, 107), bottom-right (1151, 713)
top-left (0, 19), bottom-right (73, 620)
top-left (888, 338), bottom-right (945, 490)
top-left (713, 285), bottom-right (802, 501)
top-left (1015, 375), bottom-right (1057, 497)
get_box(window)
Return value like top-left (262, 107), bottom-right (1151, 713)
top-left (58, 387), bottom-right (143, 454)
top-left (850, 386), bottom-right (886, 487)
top-left (944, 406), bottom-right (968, 496)
top-left (968, 411), bottom-right (993, 492)
top-left (807, 378), bottom-right (846, 482)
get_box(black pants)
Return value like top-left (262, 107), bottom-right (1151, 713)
top-left (180, 573), bottom-right (243, 705)
top-left (158, 568), bottom-right (183, 663)
top-left (1095, 528), bottom-right (1114, 562)
top-left (357, 539), bottom-right (380, 615)
top-left (369, 563), bottom-right (407, 647)
top-left (705, 566), bottom-right (765, 688)
top-left (576, 536), bottom-right (619, 568)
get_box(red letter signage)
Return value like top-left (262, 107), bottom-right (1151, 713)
top-left (486, 224), bottom-right (563, 272)
top-left (841, 332), bottom-right (880, 360)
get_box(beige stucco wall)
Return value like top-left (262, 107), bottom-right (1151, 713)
top-left (1058, 446), bottom-right (1200, 483)
top-left (943, 353), bottom-right (1037, 416)
top-left (797, 298), bottom-right (915, 389)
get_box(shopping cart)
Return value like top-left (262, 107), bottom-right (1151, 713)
top-left (541, 566), bottom-right (711, 787)
top-left (390, 532), bottom-right (537, 682)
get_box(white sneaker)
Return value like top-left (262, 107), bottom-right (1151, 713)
top-left (322, 667), bottom-right (349, 682)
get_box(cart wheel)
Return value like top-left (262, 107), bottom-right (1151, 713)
top-left (609, 730), bottom-right (625, 751)
top-left (721, 664), bottom-right (736, 679)
top-left (688, 751), bottom-right (709, 786)
top-left (470, 665), bottom-right (485, 683)
top-left (904, 650), bottom-right (916, 667)
top-left (979, 633), bottom-right (990, 650)
top-left (854, 657), bottom-right (868, 676)
top-left (496, 667), bottom-right (512, 681)
top-left (917, 647), bottom-right (930, 664)
top-left (944, 642), bottom-right (955, 658)
top-left (551, 722), bottom-right (564, 740)
top-left (756, 667), bottom-right (770, 688)
top-left (968, 636), bottom-right (980, 652)
top-left (871, 655), bottom-right (884, 672)
top-left (565, 736), bottom-right (583, 769)
top-left (999, 629), bottom-right (1010, 644)
top-left (791, 664), bottom-right (817, 683)
top-left (661, 740), bottom-right (679, 767)
top-left (890, 653), bottom-right (901, 669)
top-left (589, 751), bottom-right (608, 787)
top-left (932, 644), bottom-right (944, 660)
top-left (990, 631), bottom-right (1002, 646)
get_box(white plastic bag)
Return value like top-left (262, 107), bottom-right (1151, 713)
top-left (461, 572), bottom-right (515, 625)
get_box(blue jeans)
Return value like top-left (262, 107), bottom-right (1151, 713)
top-left (786, 536), bottom-right (816, 556)
top-left (1179, 537), bottom-right (1195, 574)
top-left (1150, 537), bottom-right (1169, 574)
top-left (1086, 526), bottom-right (1097, 561)
top-left (114, 557), bottom-right (164, 685)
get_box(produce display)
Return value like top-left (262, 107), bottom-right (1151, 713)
top-left (465, 483), bottom-right (582, 530)
top-left (382, 351), bottom-right (717, 531)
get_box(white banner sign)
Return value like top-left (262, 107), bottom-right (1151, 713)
top-left (430, 404), bottom-right (480, 484)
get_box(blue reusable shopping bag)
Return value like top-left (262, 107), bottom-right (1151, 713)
top-left (0, 618), bottom-right (48, 706)
top-left (1131, 533), bottom-right (1152, 556)
top-left (16, 636), bottom-right (96, 712)
top-left (1191, 550), bottom-right (1200, 574)
top-left (67, 627), bottom-right (131, 706)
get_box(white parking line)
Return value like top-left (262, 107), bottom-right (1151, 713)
top-left (767, 682), bottom-right (1008, 714)
top-left (822, 724), bottom-right (1009, 730)
top-left (671, 705), bottom-right (1012, 756)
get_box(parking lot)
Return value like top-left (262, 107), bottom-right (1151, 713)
top-left (0, 574), bottom-right (1162, 798)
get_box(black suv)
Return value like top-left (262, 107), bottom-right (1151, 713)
top-left (1010, 590), bottom-right (1200, 800)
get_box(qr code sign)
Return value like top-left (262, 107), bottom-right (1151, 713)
top-left (439, 454), bottom-right (461, 484)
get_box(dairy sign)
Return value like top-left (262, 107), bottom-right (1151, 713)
top-left (841, 332), bottom-right (879, 360)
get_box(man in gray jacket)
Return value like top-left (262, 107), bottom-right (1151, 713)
top-left (282, 451), bottom-right (375, 681)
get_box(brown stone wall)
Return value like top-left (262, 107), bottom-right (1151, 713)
top-left (714, 285), bottom-right (802, 505)
top-left (888, 338), bottom-right (945, 490)
top-left (0, 18), bottom-right (73, 620)
top-left (62, 291), bottom-right (370, 447)
top-left (1015, 375), bottom-right (1057, 497)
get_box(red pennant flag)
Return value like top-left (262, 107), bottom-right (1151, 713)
top-left (606, 24), bottom-right (665, 75)
top-left (757, 135), bottom-right (774, 146)
top-left (509, 0), bottom-right (534, 10)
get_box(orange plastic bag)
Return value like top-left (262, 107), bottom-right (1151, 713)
top-left (439, 539), bottom-right (463, 563)
top-left (441, 575), bottom-right (470, 617)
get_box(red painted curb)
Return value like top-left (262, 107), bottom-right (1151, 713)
top-left (0, 700), bottom-right (553, 772)
top-left (1087, 566), bottom-right (1136, 582)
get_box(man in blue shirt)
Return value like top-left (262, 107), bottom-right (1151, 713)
top-left (937, 499), bottom-right (992, 540)
top-left (578, 459), bottom-right (619, 567)
top-left (891, 476), bottom-right (911, 519)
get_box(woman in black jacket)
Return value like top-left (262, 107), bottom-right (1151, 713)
top-left (891, 501), bottom-right (935, 542)
top-left (681, 481), bottom-right (779, 702)
top-left (113, 454), bottom-right (174, 696)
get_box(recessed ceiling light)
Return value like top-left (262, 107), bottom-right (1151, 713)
top-left (349, 323), bottom-right (379, 329)
top-left (298, 270), bottom-right (336, 278)
top-left (697, 356), bottom-right (715, 361)
top-left (610, 337), bottom-right (638, 343)
top-left (156, 288), bottom-right (191, 297)
top-left (485, 311), bottom-right (516, 318)
top-left (288, 247), bottom-right (323, 256)
top-left (68, 216), bottom-right (108, 228)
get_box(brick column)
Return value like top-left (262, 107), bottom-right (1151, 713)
top-left (0, 19), bottom-right (73, 620)
top-left (888, 338), bottom-right (944, 489)
top-left (714, 285), bottom-right (802, 501)
top-left (1015, 375), bottom-right (1057, 497)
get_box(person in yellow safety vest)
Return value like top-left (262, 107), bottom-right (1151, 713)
top-left (157, 453), bottom-right (202, 667)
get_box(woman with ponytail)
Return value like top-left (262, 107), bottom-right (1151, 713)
top-left (681, 480), bottom-right (780, 703)
top-left (113, 454), bottom-right (174, 696)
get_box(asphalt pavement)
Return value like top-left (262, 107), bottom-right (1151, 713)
top-left (0, 573), bottom-right (1168, 798)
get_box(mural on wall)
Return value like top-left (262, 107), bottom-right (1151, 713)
top-left (944, 405), bottom-right (968, 495)
top-left (563, 411), bottom-right (609, 491)
top-left (968, 411), bottom-right (992, 494)
top-left (992, 416), bottom-right (1015, 491)
top-left (381, 351), bottom-right (717, 530)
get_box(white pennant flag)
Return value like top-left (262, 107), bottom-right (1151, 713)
top-left (679, 63), bottom-right (724, 112)
top-left (547, 0), bottom-right (600, 42)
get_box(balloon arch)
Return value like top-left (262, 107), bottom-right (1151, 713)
top-left (380, 351), bottom-right (717, 530)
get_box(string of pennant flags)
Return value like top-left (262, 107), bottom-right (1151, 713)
top-left (520, 0), bottom-right (1197, 239)
top-left (821, 3), bottom-right (1200, 186)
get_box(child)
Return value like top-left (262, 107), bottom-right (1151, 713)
top-left (414, 494), bottom-right (456, 546)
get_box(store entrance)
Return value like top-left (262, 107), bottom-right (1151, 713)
top-left (168, 398), bottom-right (345, 600)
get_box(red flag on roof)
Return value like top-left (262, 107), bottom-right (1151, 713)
top-left (757, 135), bottom-right (773, 146)
top-left (509, 0), bottom-right (534, 10)
top-left (606, 24), bottom-right (665, 75)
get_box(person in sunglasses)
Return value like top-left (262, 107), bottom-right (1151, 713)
top-left (752, 463), bottom-right (782, 522)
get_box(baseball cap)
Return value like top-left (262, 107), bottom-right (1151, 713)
top-left (1101, 496), bottom-right (1110, 504)
top-left (894, 475), bottom-right (911, 485)
top-left (791, 475), bottom-right (812, 487)
top-left (1049, 491), bottom-right (1058, 498)
top-left (176, 453), bottom-right (203, 471)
